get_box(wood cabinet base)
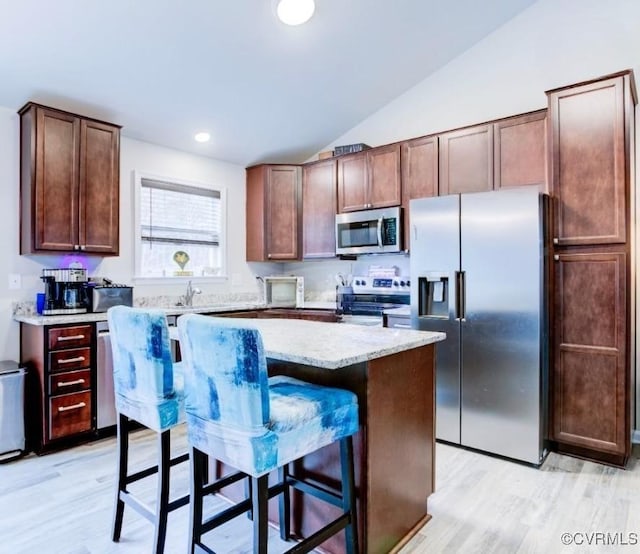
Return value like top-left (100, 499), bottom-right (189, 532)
top-left (552, 441), bottom-right (628, 468)
top-left (269, 345), bottom-right (435, 553)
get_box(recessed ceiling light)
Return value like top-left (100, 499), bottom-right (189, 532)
top-left (276, 0), bottom-right (315, 26)
top-left (194, 132), bottom-right (210, 143)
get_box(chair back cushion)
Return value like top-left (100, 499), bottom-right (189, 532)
top-left (177, 314), bottom-right (269, 433)
top-left (107, 307), bottom-right (186, 435)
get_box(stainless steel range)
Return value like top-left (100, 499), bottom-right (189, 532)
top-left (338, 275), bottom-right (410, 325)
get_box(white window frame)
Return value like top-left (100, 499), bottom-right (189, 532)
top-left (133, 170), bottom-right (228, 284)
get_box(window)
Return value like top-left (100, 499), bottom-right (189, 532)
top-left (134, 172), bottom-right (226, 280)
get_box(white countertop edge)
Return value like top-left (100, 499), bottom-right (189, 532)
top-left (13, 302), bottom-right (267, 326)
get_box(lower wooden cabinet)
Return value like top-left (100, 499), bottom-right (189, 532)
top-left (49, 391), bottom-right (92, 440)
top-left (21, 322), bottom-right (95, 452)
top-left (551, 248), bottom-right (629, 464)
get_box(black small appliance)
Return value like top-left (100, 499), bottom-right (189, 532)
top-left (41, 268), bottom-right (90, 315)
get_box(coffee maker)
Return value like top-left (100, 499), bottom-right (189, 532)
top-left (41, 268), bottom-right (90, 315)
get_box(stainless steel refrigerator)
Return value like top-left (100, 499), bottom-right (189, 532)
top-left (410, 187), bottom-right (548, 465)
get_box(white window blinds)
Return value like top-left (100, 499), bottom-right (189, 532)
top-left (140, 178), bottom-right (221, 247)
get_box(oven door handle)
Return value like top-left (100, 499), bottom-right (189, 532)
top-left (376, 217), bottom-right (383, 248)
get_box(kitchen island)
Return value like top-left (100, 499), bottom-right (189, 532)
top-left (175, 317), bottom-right (445, 554)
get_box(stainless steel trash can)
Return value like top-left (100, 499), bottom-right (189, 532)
top-left (0, 360), bottom-right (26, 462)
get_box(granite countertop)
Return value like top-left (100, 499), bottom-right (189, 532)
top-left (172, 318), bottom-right (445, 370)
top-left (13, 302), bottom-right (267, 326)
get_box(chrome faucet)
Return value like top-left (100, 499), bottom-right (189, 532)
top-left (181, 280), bottom-right (201, 307)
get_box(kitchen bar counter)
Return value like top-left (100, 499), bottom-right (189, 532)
top-left (171, 318), bottom-right (443, 369)
top-left (13, 301), bottom-right (340, 326)
top-left (13, 302), bottom-right (266, 325)
top-left (173, 317), bottom-right (444, 553)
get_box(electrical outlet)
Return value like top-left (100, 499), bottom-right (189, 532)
top-left (8, 273), bottom-right (21, 290)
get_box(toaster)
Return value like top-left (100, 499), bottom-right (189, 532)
top-left (89, 285), bottom-right (133, 313)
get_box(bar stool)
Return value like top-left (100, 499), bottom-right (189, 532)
top-left (107, 306), bottom-right (189, 554)
top-left (177, 314), bottom-right (360, 554)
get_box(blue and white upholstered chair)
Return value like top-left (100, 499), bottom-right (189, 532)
top-left (107, 306), bottom-right (189, 554)
top-left (177, 313), bottom-right (360, 554)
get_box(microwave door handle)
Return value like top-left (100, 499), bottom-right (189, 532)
top-left (377, 217), bottom-right (383, 248)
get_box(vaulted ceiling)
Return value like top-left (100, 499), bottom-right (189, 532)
top-left (0, 0), bottom-right (537, 166)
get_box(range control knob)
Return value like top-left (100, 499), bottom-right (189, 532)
top-left (400, 280), bottom-right (406, 287)
top-left (393, 280), bottom-right (399, 287)
top-left (406, 280), bottom-right (411, 287)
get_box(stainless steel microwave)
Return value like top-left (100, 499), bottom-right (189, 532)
top-left (335, 207), bottom-right (402, 255)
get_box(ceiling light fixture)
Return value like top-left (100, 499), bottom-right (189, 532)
top-left (194, 132), bottom-right (210, 143)
top-left (276, 0), bottom-right (315, 26)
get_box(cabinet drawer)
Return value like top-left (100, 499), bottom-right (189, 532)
top-left (50, 369), bottom-right (91, 395)
top-left (50, 347), bottom-right (91, 372)
top-left (49, 325), bottom-right (93, 349)
top-left (49, 391), bottom-right (92, 440)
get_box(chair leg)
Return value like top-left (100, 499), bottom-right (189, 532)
top-left (340, 436), bottom-right (359, 554)
top-left (245, 476), bottom-right (253, 521)
top-left (278, 463), bottom-right (291, 541)
top-left (252, 475), bottom-right (269, 554)
top-left (153, 429), bottom-right (171, 554)
top-left (112, 413), bottom-right (129, 542)
top-left (188, 447), bottom-right (206, 554)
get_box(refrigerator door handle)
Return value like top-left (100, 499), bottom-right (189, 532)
top-left (376, 217), bottom-right (383, 248)
top-left (455, 270), bottom-right (466, 320)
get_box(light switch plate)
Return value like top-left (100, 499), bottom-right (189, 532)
top-left (8, 273), bottom-right (21, 290)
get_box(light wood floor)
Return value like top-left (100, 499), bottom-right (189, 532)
top-left (1, 428), bottom-right (639, 553)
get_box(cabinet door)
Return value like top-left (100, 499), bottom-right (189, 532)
top-left (439, 124), bottom-right (493, 195)
top-left (34, 107), bottom-right (80, 251)
top-left (401, 136), bottom-right (438, 250)
top-left (303, 159), bottom-right (337, 258)
top-left (337, 152), bottom-right (367, 212)
top-left (552, 250), bottom-right (628, 456)
top-left (494, 110), bottom-right (547, 191)
top-left (246, 165), bottom-right (267, 261)
top-left (265, 165), bottom-right (301, 260)
top-left (79, 120), bottom-right (120, 254)
top-left (548, 76), bottom-right (628, 245)
top-left (367, 143), bottom-right (401, 208)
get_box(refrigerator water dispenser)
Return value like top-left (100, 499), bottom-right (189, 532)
top-left (418, 274), bottom-right (448, 318)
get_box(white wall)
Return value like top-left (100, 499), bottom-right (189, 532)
top-left (0, 110), bottom-right (272, 362)
top-left (323, 0), bottom-right (640, 151)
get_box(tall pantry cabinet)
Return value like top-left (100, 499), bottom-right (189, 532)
top-left (547, 71), bottom-right (636, 466)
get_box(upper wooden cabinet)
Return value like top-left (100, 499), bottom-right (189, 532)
top-left (401, 135), bottom-right (438, 250)
top-left (438, 111), bottom-right (547, 197)
top-left (439, 124), bottom-right (493, 195)
top-left (19, 103), bottom-right (120, 255)
top-left (246, 164), bottom-right (301, 261)
top-left (494, 110), bottom-right (547, 191)
top-left (302, 159), bottom-right (337, 259)
top-left (337, 144), bottom-right (401, 212)
top-left (547, 73), bottom-right (636, 246)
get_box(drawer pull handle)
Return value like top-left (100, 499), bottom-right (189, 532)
top-left (57, 334), bottom-right (86, 342)
top-left (58, 401), bottom-right (86, 412)
top-left (58, 356), bottom-right (86, 364)
top-left (57, 378), bottom-right (86, 387)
